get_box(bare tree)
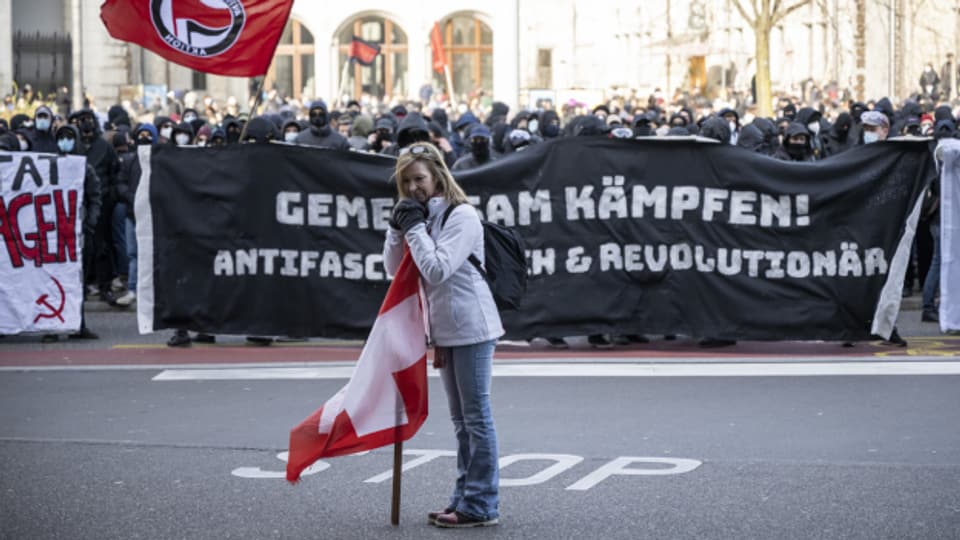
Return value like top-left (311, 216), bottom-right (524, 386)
top-left (732, 0), bottom-right (812, 116)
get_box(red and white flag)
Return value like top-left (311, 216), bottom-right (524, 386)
top-left (287, 253), bottom-right (428, 483)
top-left (100, 0), bottom-right (294, 77)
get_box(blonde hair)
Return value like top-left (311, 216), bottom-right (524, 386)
top-left (394, 142), bottom-right (469, 204)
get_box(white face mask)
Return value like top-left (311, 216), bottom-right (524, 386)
top-left (807, 122), bottom-right (820, 135)
top-left (863, 131), bottom-right (880, 144)
top-left (183, 114), bottom-right (197, 123)
top-left (527, 119), bottom-right (539, 134)
top-left (174, 133), bottom-right (190, 146)
top-left (160, 126), bottom-right (173, 139)
top-left (728, 121), bottom-right (737, 132)
top-left (284, 131), bottom-right (298, 143)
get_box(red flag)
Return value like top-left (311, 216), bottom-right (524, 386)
top-left (99, 0), bottom-right (294, 77)
top-left (286, 253), bottom-right (428, 483)
top-left (349, 35), bottom-right (381, 66)
top-left (430, 22), bottom-right (447, 74)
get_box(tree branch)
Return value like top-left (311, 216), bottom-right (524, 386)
top-left (772, 0), bottom-right (812, 25)
top-left (731, 0), bottom-right (756, 25)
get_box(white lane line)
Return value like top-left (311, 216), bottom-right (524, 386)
top-left (151, 361), bottom-right (960, 381)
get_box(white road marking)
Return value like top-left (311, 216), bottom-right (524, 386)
top-left (152, 361), bottom-right (960, 381)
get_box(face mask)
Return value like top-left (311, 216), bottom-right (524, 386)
top-left (137, 137), bottom-right (152, 146)
top-left (160, 127), bottom-right (173, 139)
top-left (18, 138), bottom-right (29, 151)
top-left (310, 112), bottom-right (328, 128)
top-left (57, 138), bottom-right (74, 153)
top-left (863, 131), bottom-right (880, 144)
top-left (79, 119), bottom-right (95, 133)
top-left (728, 121), bottom-right (737, 132)
top-left (174, 133), bottom-right (190, 146)
top-left (528, 119), bottom-right (539, 134)
top-left (36, 118), bottom-right (51, 131)
top-left (786, 142), bottom-right (806, 157)
top-left (284, 131), bottom-right (298, 143)
top-left (471, 139), bottom-right (491, 159)
top-left (183, 114), bottom-right (197, 123)
top-left (807, 122), bottom-right (820, 135)
top-left (196, 139), bottom-right (207, 147)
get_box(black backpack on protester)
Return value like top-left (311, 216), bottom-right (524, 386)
top-left (441, 204), bottom-right (527, 311)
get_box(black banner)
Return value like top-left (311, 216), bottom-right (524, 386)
top-left (138, 138), bottom-right (933, 340)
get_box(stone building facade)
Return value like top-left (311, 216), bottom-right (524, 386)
top-left (2, 0), bottom-right (957, 113)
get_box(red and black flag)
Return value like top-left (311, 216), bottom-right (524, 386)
top-left (100, 0), bottom-right (294, 77)
top-left (349, 35), bottom-right (381, 66)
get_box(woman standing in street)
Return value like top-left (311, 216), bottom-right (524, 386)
top-left (382, 142), bottom-right (503, 528)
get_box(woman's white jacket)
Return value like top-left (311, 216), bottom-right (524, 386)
top-left (383, 197), bottom-right (504, 347)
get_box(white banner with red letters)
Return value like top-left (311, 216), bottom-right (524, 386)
top-left (0, 152), bottom-right (86, 334)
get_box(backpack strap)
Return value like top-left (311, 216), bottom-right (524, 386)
top-left (440, 202), bottom-right (487, 278)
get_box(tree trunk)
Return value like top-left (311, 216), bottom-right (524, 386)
top-left (755, 21), bottom-right (773, 118)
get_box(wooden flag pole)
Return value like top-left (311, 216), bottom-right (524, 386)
top-left (442, 64), bottom-right (455, 106)
top-left (390, 438), bottom-right (403, 526)
top-left (336, 58), bottom-right (352, 109)
top-left (238, 75), bottom-right (266, 142)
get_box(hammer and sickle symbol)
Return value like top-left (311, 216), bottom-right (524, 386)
top-left (33, 276), bottom-right (66, 324)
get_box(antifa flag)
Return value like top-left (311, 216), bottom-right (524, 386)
top-left (136, 138), bottom-right (935, 341)
top-left (0, 152), bottom-right (87, 334)
top-left (287, 252), bottom-right (428, 482)
top-left (349, 36), bottom-right (381, 66)
top-left (100, 0), bottom-right (294, 77)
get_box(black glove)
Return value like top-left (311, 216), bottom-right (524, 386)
top-left (391, 199), bottom-right (427, 234)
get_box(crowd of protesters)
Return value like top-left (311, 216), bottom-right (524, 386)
top-left (1, 74), bottom-right (955, 346)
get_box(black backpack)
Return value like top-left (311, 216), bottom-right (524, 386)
top-left (441, 204), bottom-right (527, 311)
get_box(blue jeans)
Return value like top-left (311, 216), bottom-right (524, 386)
top-left (922, 223), bottom-right (941, 313)
top-left (112, 203), bottom-right (128, 277)
top-left (438, 339), bottom-right (499, 520)
top-left (125, 218), bottom-right (137, 291)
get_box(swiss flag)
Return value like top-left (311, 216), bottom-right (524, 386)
top-left (430, 22), bottom-right (447, 74)
top-left (349, 36), bottom-right (381, 66)
top-left (286, 253), bottom-right (428, 483)
top-left (100, 0), bottom-right (294, 77)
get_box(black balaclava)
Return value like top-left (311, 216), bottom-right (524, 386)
top-left (471, 136), bottom-right (491, 162)
top-left (77, 111), bottom-right (99, 142)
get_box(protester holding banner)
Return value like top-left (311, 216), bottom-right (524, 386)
top-left (50, 124), bottom-right (102, 339)
top-left (383, 142), bottom-right (503, 528)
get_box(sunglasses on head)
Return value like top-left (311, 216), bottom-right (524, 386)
top-left (399, 145), bottom-right (431, 157)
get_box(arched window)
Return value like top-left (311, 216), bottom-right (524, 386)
top-left (435, 15), bottom-right (492, 102)
top-left (266, 20), bottom-right (315, 101)
top-left (337, 16), bottom-right (408, 101)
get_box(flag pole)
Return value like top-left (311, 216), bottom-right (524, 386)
top-left (336, 58), bottom-right (352, 109)
top-left (390, 390), bottom-right (404, 526)
top-left (239, 76), bottom-right (266, 141)
top-left (442, 64), bottom-right (455, 106)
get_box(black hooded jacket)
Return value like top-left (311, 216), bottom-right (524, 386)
top-left (55, 124), bottom-right (102, 233)
top-left (29, 105), bottom-right (58, 153)
top-left (824, 112), bottom-right (854, 157)
top-left (750, 118), bottom-right (779, 155)
top-left (773, 122), bottom-right (815, 162)
top-left (699, 116), bottom-right (731, 143)
top-left (736, 124), bottom-right (766, 153)
top-left (795, 107), bottom-right (825, 159)
top-left (243, 117), bottom-right (279, 144)
top-left (73, 109), bottom-right (119, 203)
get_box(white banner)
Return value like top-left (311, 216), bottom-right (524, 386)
top-left (939, 140), bottom-right (960, 332)
top-left (0, 152), bottom-right (87, 334)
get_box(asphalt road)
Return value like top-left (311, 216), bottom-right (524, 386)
top-left (2, 365), bottom-right (960, 539)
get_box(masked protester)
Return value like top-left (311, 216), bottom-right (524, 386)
top-left (381, 112), bottom-right (435, 157)
top-left (539, 110), bottom-right (562, 139)
top-left (859, 111), bottom-right (890, 144)
top-left (369, 116), bottom-right (397, 153)
top-left (222, 117), bottom-right (243, 145)
top-left (69, 109), bottom-right (122, 306)
top-left (115, 123), bottom-right (157, 309)
top-left (295, 99), bottom-right (350, 150)
top-left (50, 125), bottom-right (103, 340)
top-left (209, 127), bottom-right (227, 147)
top-left (773, 123), bottom-right (815, 162)
top-left (719, 108), bottom-right (740, 145)
top-left (29, 105), bottom-right (58, 152)
top-left (452, 125), bottom-right (496, 171)
top-left (170, 123), bottom-right (195, 146)
top-left (281, 119), bottom-right (301, 144)
top-left (795, 107), bottom-right (825, 159)
top-left (824, 112), bottom-right (854, 157)
top-left (241, 117), bottom-right (278, 144)
top-left (154, 116), bottom-right (175, 144)
top-left (194, 125), bottom-right (212, 147)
